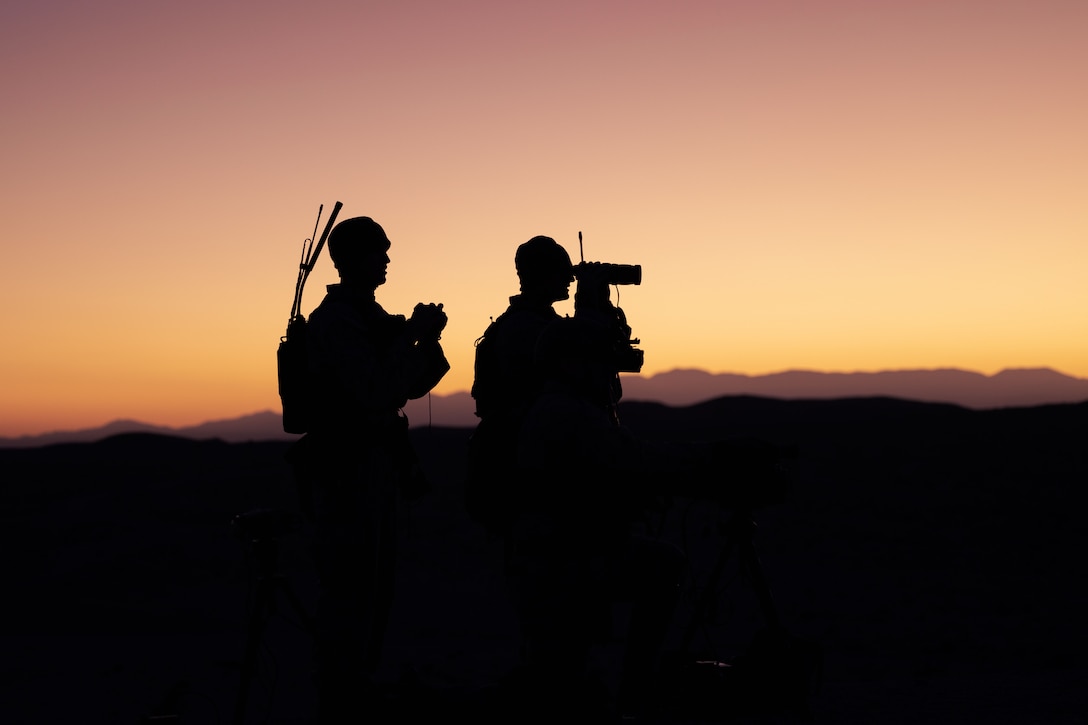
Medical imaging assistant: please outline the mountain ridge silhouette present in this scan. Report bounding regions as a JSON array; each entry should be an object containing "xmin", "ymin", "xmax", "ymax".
[
  {"xmin": 618, "ymin": 366, "xmax": 1088, "ymax": 408},
  {"xmin": 4, "ymin": 366, "xmax": 1087, "ymax": 448}
]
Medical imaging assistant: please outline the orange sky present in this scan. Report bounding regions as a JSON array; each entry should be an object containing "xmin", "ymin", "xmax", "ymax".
[{"xmin": 2, "ymin": 0, "xmax": 1086, "ymax": 437}]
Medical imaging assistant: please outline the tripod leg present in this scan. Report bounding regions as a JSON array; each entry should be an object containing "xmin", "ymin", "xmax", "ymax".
[
  {"xmin": 276, "ymin": 577, "xmax": 314, "ymax": 635},
  {"xmin": 234, "ymin": 577, "xmax": 273, "ymax": 725},
  {"xmin": 679, "ymin": 533, "xmax": 738, "ymax": 654},
  {"xmin": 740, "ymin": 530, "xmax": 780, "ymax": 631}
]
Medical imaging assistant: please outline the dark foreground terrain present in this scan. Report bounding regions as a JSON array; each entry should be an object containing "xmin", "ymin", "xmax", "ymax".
[{"xmin": 1, "ymin": 396, "xmax": 1086, "ymax": 723}]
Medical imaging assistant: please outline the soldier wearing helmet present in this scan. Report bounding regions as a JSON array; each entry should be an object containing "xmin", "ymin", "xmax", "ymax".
[
  {"xmin": 465, "ymin": 235, "xmax": 576, "ymax": 535},
  {"xmin": 294, "ymin": 214, "xmax": 449, "ymax": 722}
]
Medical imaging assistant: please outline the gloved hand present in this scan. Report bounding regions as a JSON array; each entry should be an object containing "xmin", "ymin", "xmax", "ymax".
[{"xmin": 408, "ymin": 302, "xmax": 447, "ymax": 343}]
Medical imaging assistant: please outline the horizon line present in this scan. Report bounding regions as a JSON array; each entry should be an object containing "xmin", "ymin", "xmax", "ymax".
[{"xmin": 3, "ymin": 365, "xmax": 1086, "ymax": 441}]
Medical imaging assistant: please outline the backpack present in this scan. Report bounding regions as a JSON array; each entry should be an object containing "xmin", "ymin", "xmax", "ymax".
[
  {"xmin": 277, "ymin": 201, "xmax": 342, "ymax": 434},
  {"xmin": 464, "ymin": 316, "xmax": 516, "ymax": 533},
  {"xmin": 464, "ymin": 308, "xmax": 551, "ymax": 533}
]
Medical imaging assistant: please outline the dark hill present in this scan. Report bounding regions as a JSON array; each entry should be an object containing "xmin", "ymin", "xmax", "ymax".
[{"xmin": 1, "ymin": 398, "xmax": 1085, "ymax": 723}]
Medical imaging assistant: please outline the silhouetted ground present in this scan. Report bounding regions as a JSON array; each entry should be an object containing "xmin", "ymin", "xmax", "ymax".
[{"xmin": 1, "ymin": 397, "xmax": 1086, "ymax": 723}]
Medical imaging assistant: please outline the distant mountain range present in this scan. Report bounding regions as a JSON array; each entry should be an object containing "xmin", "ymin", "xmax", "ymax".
[
  {"xmin": 617, "ymin": 366, "xmax": 1088, "ymax": 408},
  {"xmin": 4, "ymin": 367, "xmax": 1087, "ymax": 448}
]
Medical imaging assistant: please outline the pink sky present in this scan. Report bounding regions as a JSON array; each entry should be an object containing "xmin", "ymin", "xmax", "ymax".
[{"xmin": 2, "ymin": 1, "xmax": 1087, "ymax": 436}]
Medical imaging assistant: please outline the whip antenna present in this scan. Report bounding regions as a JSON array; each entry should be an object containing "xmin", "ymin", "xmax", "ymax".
[
  {"xmin": 290, "ymin": 201, "xmax": 343, "ymax": 321},
  {"xmin": 291, "ymin": 204, "xmax": 322, "ymax": 320}
]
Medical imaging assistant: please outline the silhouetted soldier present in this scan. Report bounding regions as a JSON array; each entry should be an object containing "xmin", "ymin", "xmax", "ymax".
[
  {"xmin": 507, "ymin": 316, "xmax": 711, "ymax": 719},
  {"xmin": 466, "ymin": 235, "xmax": 575, "ymax": 534},
  {"xmin": 289, "ymin": 216, "xmax": 449, "ymax": 722}
]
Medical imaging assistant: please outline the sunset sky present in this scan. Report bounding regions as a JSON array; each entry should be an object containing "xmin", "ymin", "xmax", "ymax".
[{"xmin": 2, "ymin": 0, "xmax": 1086, "ymax": 437}]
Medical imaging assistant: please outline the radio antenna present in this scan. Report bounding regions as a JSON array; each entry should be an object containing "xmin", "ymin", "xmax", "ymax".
[
  {"xmin": 290, "ymin": 201, "xmax": 343, "ymax": 320},
  {"xmin": 291, "ymin": 205, "xmax": 322, "ymax": 319},
  {"xmin": 578, "ymin": 230, "xmax": 584, "ymax": 263}
]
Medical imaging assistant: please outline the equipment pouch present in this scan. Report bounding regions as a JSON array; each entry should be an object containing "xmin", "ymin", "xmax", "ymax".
[{"xmin": 278, "ymin": 315, "xmax": 310, "ymax": 434}]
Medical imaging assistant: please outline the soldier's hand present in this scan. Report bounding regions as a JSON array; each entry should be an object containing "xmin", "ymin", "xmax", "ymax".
[
  {"xmin": 574, "ymin": 261, "xmax": 607, "ymax": 284},
  {"xmin": 409, "ymin": 302, "xmax": 447, "ymax": 342}
]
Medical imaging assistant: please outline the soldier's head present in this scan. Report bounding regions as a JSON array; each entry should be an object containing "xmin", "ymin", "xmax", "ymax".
[
  {"xmin": 515, "ymin": 236, "xmax": 574, "ymax": 303},
  {"xmin": 328, "ymin": 216, "xmax": 391, "ymax": 289}
]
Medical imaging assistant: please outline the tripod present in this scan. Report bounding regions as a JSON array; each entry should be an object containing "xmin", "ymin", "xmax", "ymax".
[
  {"xmin": 665, "ymin": 506, "xmax": 821, "ymax": 721},
  {"xmin": 679, "ymin": 507, "xmax": 778, "ymax": 652},
  {"xmin": 231, "ymin": 509, "xmax": 313, "ymax": 725}
]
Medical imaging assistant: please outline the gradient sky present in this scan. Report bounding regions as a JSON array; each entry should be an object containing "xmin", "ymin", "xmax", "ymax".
[{"xmin": 2, "ymin": 0, "xmax": 1086, "ymax": 437}]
